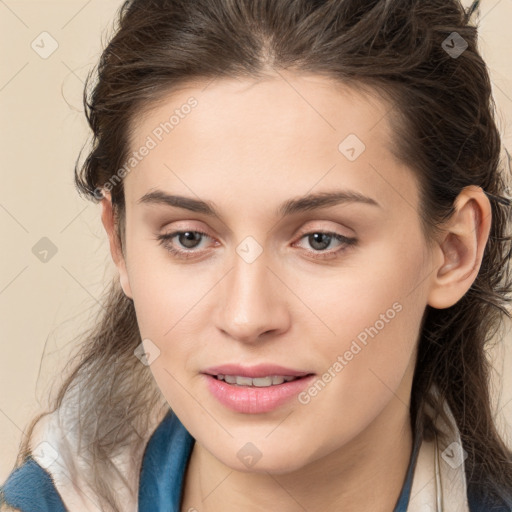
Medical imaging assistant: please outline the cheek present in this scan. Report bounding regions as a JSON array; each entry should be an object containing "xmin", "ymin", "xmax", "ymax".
[
  {"xmin": 302, "ymin": 229, "xmax": 427, "ymax": 400},
  {"xmin": 295, "ymin": 278, "xmax": 423, "ymax": 452},
  {"xmin": 125, "ymin": 225, "xmax": 206, "ymax": 335},
  {"xmin": 303, "ymin": 226, "xmax": 427, "ymax": 344}
]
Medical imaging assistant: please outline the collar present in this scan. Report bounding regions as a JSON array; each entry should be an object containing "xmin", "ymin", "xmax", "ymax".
[
  {"xmin": 26, "ymin": 385, "xmax": 470, "ymax": 511},
  {"xmin": 406, "ymin": 389, "xmax": 470, "ymax": 512}
]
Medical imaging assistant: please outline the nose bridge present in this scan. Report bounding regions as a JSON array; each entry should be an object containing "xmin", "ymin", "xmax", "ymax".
[{"xmin": 215, "ymin": 241, "xmax": 289, "ymax": 342}]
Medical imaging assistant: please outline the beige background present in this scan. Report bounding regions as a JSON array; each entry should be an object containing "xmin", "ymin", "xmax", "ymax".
[{"xmin": 1, "ymin": 0, "xmax": 512, "ymax": 483}]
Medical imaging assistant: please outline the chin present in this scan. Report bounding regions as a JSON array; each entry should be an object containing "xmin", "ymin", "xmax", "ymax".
[{"xmin": 213, "ymin": 442, "xmax": 314, "ymax": 475}]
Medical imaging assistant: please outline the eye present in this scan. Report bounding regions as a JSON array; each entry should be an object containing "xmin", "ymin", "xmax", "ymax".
[
  {"xmin": 155, "ymin": 229, "xmax": 214, "ymax": 259},
  {"xmin": 293, "ymin": 231, "xmax": 357, "ymax": 260},
  {"xmin": 155, "ymin": 229, "xmax": 357, "ymax": 261}
]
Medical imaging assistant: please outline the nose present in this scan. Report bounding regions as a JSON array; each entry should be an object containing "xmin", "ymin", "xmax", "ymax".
[{"xmin": 214, "ymin": 250, "xmax": 291, "ymax": 344}]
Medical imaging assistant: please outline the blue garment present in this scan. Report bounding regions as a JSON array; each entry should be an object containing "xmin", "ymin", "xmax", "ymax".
[{"xmin": 0, "ymin": 409, "xmax": 509, "ymax": 511}]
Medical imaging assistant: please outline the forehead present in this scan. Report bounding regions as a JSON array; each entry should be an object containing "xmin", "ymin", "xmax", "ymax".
[{"xmin": 123, "ymin": 72, "xmax": 417, "ymax": 214}]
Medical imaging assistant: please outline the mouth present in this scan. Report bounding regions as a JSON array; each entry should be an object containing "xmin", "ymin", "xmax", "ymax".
[{"xmin": 202, "ymin": 371, "xmax": 317, "ymax": 414}]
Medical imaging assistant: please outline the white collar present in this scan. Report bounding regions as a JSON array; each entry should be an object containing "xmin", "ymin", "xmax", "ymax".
[{"xmin": 408, "ymin": 387, "xmax": 470, "ymax": 511}]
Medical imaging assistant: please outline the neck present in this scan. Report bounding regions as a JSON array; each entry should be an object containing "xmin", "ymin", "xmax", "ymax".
[{"xmin": 180, "ymin": 396, "xmax": 414, "ymax": 512}]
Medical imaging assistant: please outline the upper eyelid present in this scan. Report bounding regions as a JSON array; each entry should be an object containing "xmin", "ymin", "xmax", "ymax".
[{"xmin": 161, "ymin": 218, "xmax": 355, "ymax": 239}]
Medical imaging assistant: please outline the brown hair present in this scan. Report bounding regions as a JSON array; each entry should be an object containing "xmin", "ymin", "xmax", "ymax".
[{"xmin": 9, "ymin": 0, "xmax": 512, "ymax": 510}]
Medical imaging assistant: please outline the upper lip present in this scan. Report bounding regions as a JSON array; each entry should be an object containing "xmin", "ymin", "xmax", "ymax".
[{"xmin": 202, "ymin": 364, "xmax": 314, "ymax": 378}]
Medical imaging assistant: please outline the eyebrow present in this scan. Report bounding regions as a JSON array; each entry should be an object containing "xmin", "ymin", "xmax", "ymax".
[{"xmin": 137, "ymin": 188, "xmax": 381, "ymax": 218}]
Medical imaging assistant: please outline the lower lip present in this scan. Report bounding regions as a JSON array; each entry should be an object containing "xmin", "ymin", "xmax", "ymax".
[{"xmin": 203, "ymin": 374, "xmax": 315, "ymax": 414}]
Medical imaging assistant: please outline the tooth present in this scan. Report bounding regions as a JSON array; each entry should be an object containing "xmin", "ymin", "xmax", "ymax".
[
  {"xmin": 235, "ymin": 376, "xmax": 253, "ymax": 386},
  {"xmin": 253, "ymin": 376, "xmax": 274, "ymax": 387},
  {"xmin": 217, "ymin": 375, "xmax": 299, "ymax": 387}
]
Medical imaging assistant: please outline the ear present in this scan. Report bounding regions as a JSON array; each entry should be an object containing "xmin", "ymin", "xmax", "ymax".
[
  {"xmin": 427, "ymin": 185, "xmax": 492, "ymax": 309},
  {"xmin": 100, "ymin": 192, "xmax": 133, "ymax": 300}
]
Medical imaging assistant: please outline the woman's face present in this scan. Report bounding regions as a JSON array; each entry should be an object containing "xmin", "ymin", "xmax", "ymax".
[{"xmin": 111, "ymin": 72, "xmax": 435, "ymax": 472}]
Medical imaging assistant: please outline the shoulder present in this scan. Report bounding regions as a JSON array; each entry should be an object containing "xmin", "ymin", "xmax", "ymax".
[{"xmin": 0, "ymin": 457, "xmax": 67, "ymax": 512}]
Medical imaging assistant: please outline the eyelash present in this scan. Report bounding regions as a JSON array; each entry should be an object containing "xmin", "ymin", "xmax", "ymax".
[{"xmin": 155, "ymin": 229, "xmax": 357, "ymax": 261}]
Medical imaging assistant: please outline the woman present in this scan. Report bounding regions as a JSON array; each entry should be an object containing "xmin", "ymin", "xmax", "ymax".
[{"xmin": 2, "ymin": 0, "xmax": 512, "ymax": 510}]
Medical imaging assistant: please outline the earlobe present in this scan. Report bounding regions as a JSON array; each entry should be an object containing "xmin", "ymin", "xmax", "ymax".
[
  {"xmin": 100, "ymin": 193, "xmax": 133, "ymax": 300},
  {"xmin": 427, "ymin": 186, "xmax": 491, "ymax": 309}
]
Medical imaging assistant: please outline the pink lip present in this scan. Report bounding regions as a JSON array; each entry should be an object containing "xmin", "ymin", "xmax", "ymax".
[
  {"xmin": 203, "ymin": 373, "xmax": 316, "ymax": 414},
  {"xmin": 202, "ymin": 363, "xmax": 312, "ymax": 378}
]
